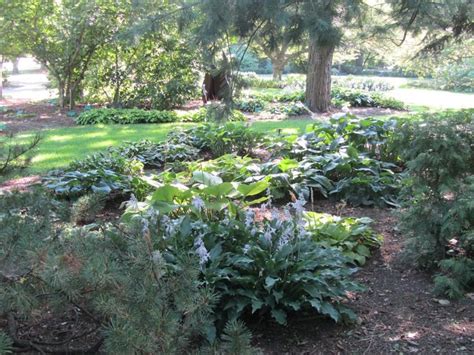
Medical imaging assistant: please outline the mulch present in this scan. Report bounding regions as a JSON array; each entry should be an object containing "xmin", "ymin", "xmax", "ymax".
[
  {"xmin": 0, "ymin": 175, "xmax": 42, "ymax": 193},
  {"xmin": 0, "ymin": 200, "xmax": 472, "ymax": 353},
  {"xmin": 0, "ymin": 100, "xmax": 76, "ymax": 133},
  {"xmin": 251, "ymin": 200, "xmax": 474, "ymax": 354},
  {"xmin": 0, "ymin": 100, "xmax": 471, "ymax": 353}
]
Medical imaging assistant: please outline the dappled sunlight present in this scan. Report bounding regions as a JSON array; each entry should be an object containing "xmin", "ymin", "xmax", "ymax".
[
  {"xmin": 443, "ymin": 321, "xmax": 474, "ymax": 336},
  {"xmin": 32, "ymin": 153, "xmax": 61, "ymax": 163},
  {"xmin": 89, "ymin": 140, "xmax": 116, "ymax": 149},
  {"xmin": 48, "ymin": 134, "xmax": 75, "ymax": 142},
  {"xmin": 389, "ymin": 88, "xmax": 474, "ymax": 109}
]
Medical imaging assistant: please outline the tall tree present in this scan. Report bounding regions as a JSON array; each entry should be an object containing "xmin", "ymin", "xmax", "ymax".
[
  {"xmin": 0, "ymin": 0, "xmax": 24, "ymax": 99},
  {"xmin": 389, "ymin": 0, "xmax": 474, "ymax": 53},
  {"xmin": 253, "ymin": 18, "xmax": 306, "ymax": 80},
  {"xmin": 4, "ymin": 0, "xmax": 124, "ymax": 108},
  {"xmin": 196, "ymin": 0, "xmax": 365, "ymax": 113},
  {"xmin": 303, "ymin": 1, "xmax": 365, "ymax": 112}
]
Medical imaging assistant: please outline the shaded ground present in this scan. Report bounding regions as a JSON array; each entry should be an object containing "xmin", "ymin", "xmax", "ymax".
[
  {"xmin": 1, "ymin": 100, "xmax": 401, "ymax": 134},
  {"xmin": 0, "ymin": 100, "xmax": 76, "ymax": 133},
  {"xmin": 0, "ymin": 199, "xmax": 472, "ymax": 353},
  {"xmin": 252, "ymin": 201, "xmax": 474, "ymax": 354},
  {"xmin": 0, "ymin": 175, "xmax": 41, "ymax": 193}
]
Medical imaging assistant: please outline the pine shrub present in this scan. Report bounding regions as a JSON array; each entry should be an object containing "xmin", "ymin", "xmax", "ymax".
[
  {"xmin": 70, "ymin": 193, "xmax": 106, "ymax": 225},
  {"xmin": 0, "ymin": 192, "xmax": 222, "ymax": 353},
  {"xmin": 396, "ymin": 109, "xmax": 474, "ymax": 297}
]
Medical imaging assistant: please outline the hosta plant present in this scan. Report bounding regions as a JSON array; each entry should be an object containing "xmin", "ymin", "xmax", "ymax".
[
  {"xmin": 125, "ymin": 199, "xmax": 362, "ymax": 326},
  {"xmin": 305, "ymin": 212, "xmax": 383, "ymax": 265}
]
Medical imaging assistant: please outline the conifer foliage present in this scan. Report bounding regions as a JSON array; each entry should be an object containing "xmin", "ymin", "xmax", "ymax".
[{"xmin": 396, "ymin": 110, "xmax": 474, "ymax": 298}]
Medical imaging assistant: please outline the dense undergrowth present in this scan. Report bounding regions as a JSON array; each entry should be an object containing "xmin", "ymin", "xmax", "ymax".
[{"xmin": 1, "ymin": 108, "xmax": 473, "ymax": 352}]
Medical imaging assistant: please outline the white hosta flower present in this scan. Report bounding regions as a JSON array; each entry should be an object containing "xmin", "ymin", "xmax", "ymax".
[
  {"xmin": 141, "ymin": 218, "xmax": 149, "ymax": 237},
  {"xmin": 263, "ymin": 228, "xmax": 273, "ymax": 244},
  {"xmin": 191, "ymin": 197, "xmax": 205, "ymax": 210},
  {"xmin": 291, "ymin": 195, "xmax": 306, "ymax": 217},
  {"xmin": 126, "ymin": 194, "xmax": 139, "ymax": 210},
  {"xmin": 194, "ymin": 237, "xmax": 210, "ymax": 266},
  {"xmin": 278, "ymin": 225, "xmax": 293, "ymax": 249},
  {"xmin": 244, "ymin": 209, "xmax": 255, "ymax": 229}
]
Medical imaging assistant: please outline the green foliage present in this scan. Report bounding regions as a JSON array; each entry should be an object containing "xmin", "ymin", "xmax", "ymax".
[
  {"xmin": 332, "ymin": 76, "xmax": 394, "ymax": 92},
  {"xmin": 434, "ymin": 258, "xmax": 474, "ymax": 299},
  {"xmin": 276, "ymin": 91, "xmax": 306, "ymax": 103},
  {"xmin": 71, "ymin": 194, "xmax": 106, "ymax": 225},
  {"xmin": 44, "ymin": 168, "xmax": 131, "ymax": 196},
  {"xmin": 0, "ymin": 133, "xmax": 41, "ymax": 175},
  {"xmin": 270, "ymin": 102, "xmax": 308, "ymax": 116},
  {"xmin": 0, "ymin": 191, "xmax": 219, "ymax": 353},
  {"xmin": 406, "ymin": 59, "xmax": 474, "ymax": 93},
  {"xmin": 185, "ymin": 105, "xmax": 246, "ymax": 123},
  {"xmin": 76, "ymin": 108, "xmax": 178, "ymax": 125},
  {"xmin": 235, "ymin": 98, "xmax": 266, "ymax": 112},
  {"xmin": 124, "ymin": 178, "xmax": 269, "ymax": 221},
  {"xmin": 86, "ymin": 33, "xmax": 199, "ymax": 109},
  {"xmin": 396, "ymin": 109, "xmax": 474, "ymax": 297},
  {"xmin": 219, "ymin": 319, "xmax": 255, "ymax": 355},
  {"xmin": 0, "ymin": 332, "xmax": 12, "ymax": 354},
  {"xmin": 154, "ymin": 115, "xmax": 403, "ymax": 207},
  {"xmin": 240, "ymin": 75, "xmax": 287, "ymax": 89},
  {"xmin": 125, "ymin": 201, "xmax": 361, "ymax": 326},
  {"xmin": 331, "ymin": 87, "xmax": 405, "ymax": 110},
  {"xmin": 285, "ymin": 115, "xmax": 403, "ymax": 206},
  {"xmin": 4, "ymin": 0, "xmax": 125, "ymax": 108},
  {"xmin": 181, "ymin": 123, "xmax": 265, "ymax": 158},
  {"xmin": 185, "ymin": 154, "xmax": 256, "ymax": 182},
  {"xmin": 250, "ymin": 88, "xmax": 404, "ymax": 110},
  {"xmin": 305, "ymin": 212, "xmax": 383, "ymax": 265}
]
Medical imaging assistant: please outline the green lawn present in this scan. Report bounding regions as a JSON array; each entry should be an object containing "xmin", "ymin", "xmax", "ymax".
[{"xmin": 15, "ymin": 119, "xmax": 315, "ymax": 174}]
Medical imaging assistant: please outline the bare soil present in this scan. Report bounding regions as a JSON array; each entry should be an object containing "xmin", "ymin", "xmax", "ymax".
[
  {"xmin": 0, "ymin": 99, "xmax": 402, "ymax": 134},
  {"xmin": 1, "ymin": 200, "xmax": 472, "ymax": 354},
  {"xmin": 0, "ymin": 99, "xmax": 76, "ymax": 133},
  {"xmin": 251, "ymin": 201, "xmax": 474, "ymax": 354}
]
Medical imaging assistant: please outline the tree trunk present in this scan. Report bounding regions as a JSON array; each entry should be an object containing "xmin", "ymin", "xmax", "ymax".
[
  {"xmin": 58, "ymin": 80, "xmax": 65, "ymax": 108},
  {"xmin": 12, "ymin": 58, "xmax": 20, "ymax": 74},
  {"xmin": 305, "ymin": 40, "xmax": 334, "ymax": 113},
  {"xmin": 0, "ymin": 60, "xmax": 3, "ymax": 99},
  {"xmin": 271, "ymin": 58, "xmax": 285, "ymax": 81},
  {"xmin": 355, "ymin": 52, "xmax": 364, "ymax": 70}
]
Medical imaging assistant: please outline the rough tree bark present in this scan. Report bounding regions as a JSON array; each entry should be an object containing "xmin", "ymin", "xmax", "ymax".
[{"xmin": 305, "ymin": 40, "xmax": 334, "ymax": 113}]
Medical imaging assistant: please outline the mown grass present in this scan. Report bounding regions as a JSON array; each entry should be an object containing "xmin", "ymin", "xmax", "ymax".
[{"xmin": 12, "ymin": 119, "xmax": 315, "ymax": 175}]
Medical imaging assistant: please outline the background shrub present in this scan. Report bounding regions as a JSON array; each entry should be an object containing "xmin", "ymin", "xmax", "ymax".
[
  {"xmin": 396, "ymin": 109, "xmax": 474, "ymax": 298},
  {"xmin": 76, "ymin": 108, "xmax": 178, "ymax": 125}
]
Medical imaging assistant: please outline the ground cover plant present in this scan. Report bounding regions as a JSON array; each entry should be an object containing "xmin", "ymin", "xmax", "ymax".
[
  {"xmin": 242, "ymin": 87, "xmax": 405, "ymax": 111},
  {"xmin": 2, "ymin": 0, "xmax": 474, "ymax": 352},
  {"xmin": 0, "ymin": 178, "xmax": 382, "ymax": 351},
  {"xmin": 76, "ymin": 108, "xmax": 179, "ymax": 125},
  {"xmin": 42, "ymin": 114, "xmax": 406, "ymax": 209},
  {"xmin": 76, "ymin": 106, "xmax": 246, "ymax": 125}
]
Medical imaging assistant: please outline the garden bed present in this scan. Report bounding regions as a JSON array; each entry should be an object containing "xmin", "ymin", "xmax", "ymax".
[
  {"xmin": 1, "ymin": 200, "xmax": 472, "ymax": 354},
  {"xmin": 253, "ymin": 201, "xmax": 474, "ymax": 354}
]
